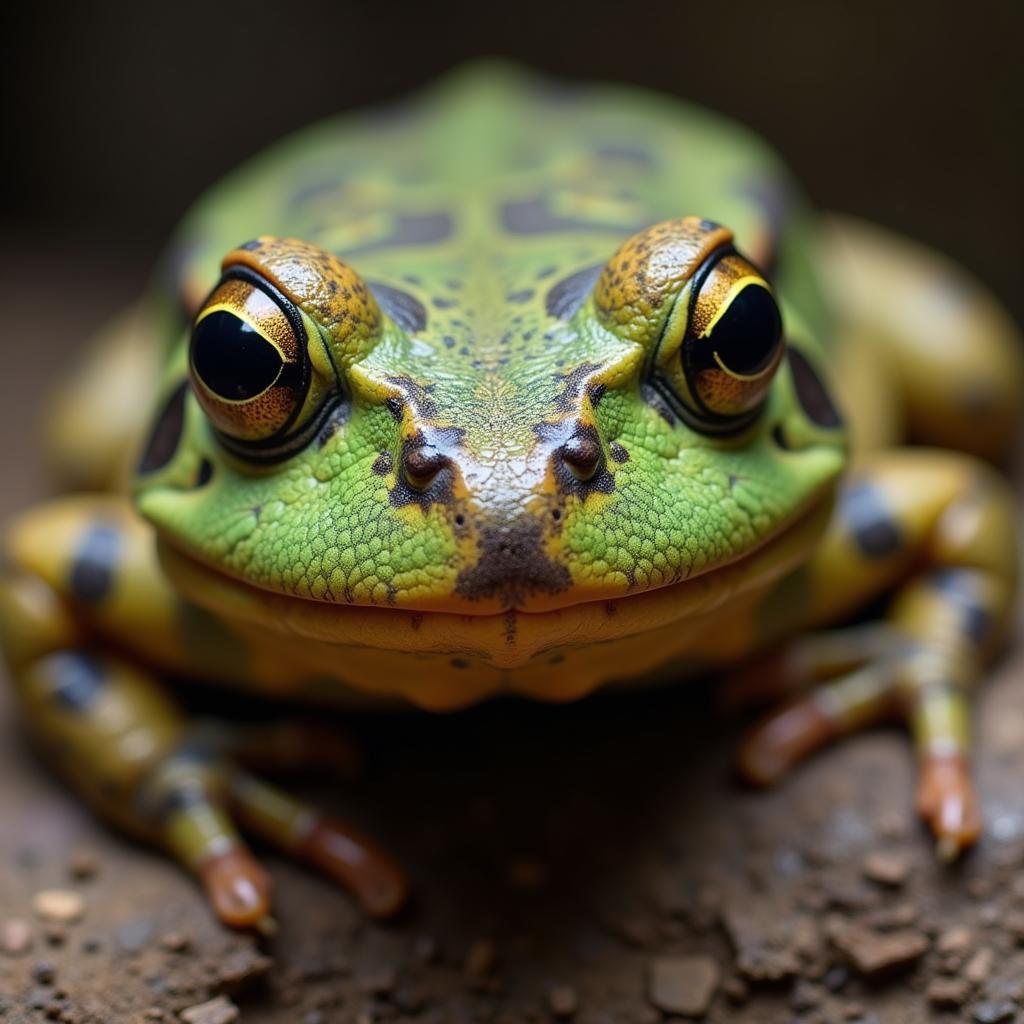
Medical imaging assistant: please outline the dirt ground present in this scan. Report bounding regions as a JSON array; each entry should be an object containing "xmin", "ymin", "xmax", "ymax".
[{"xmin": 2, "ymin": 242, "xmax": 1023, "ymax": 1023}]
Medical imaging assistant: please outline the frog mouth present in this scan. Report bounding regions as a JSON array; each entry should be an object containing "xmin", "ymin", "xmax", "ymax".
[{"xmin": 158, "ymin": 490, "xmax": 834, "ymax": 673}]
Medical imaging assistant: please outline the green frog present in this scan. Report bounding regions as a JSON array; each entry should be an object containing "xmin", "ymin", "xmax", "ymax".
[{"xmin": 2, "ymin": 63, "xmax": 1020, "ymax": 929}]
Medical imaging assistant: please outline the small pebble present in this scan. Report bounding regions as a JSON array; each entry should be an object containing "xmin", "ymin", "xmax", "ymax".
[
  {"xmin": 66, "ymin": 850, "xmax": 99, "ymax": 882},
  {"xmin": 43, "ymin": 924, "xmax": 67, "ymax": 947},
  {"xmin": 973, "ymin": 1001, "xmax": 1017, "ymax": 1024},
  {"xmin": 32, "ymin": 890, "xmax": 84, "ymax": 925},
  {"xmin": 0, "ymin": 918, "xmax": 33, "ymax": 956},
  {"xmin": 158, "ymin": 931, "xmax": 190, "ymax": 953},
  {"xmin": 862, "ymin": 851, "xmax": 911, "ymax": 888},
  {"xmin": 926, "ymin": 976, "xmax": 971, "ymax": 1009},
  {"xmin": 936, "ymin": 925, "xmax": 973, "ymax": 956},
  {"xmin": 547, "ymin": 984, "xmax": 578, "ymax": 1019},
  {"xmin": 722, "ymin": 975, "xmax": 749, "ymax": 1004},
  {"xmin": 647, "ymin": 954, "xmax": 720, "ymax": 1017},
  {"xmin": 464, "ymin": 939, "xmax": 497, "ymax": 979},
  {"xmin": 180, "ymin": 996, "xmax": 240, "ymax": 1024},
  {"xmin": 965, "ymin": 946, "xmax": 995, "ymax": 985},
  {"xmin": 1004, "ymin": 910, "xmax": 1024, "ymax": 944},
  {"xmin": 32, "ymin": 960, "xmax": 57, "ymax": 985}
]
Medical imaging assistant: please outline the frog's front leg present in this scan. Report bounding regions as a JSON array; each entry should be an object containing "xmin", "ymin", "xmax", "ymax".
[
  {"xmin": 735, "ymin": 449, "xmax": 1017, "ymax": 858},
  {"xmin": 0, "ymin": 497, "xmax": 407, "ymax": 927}
]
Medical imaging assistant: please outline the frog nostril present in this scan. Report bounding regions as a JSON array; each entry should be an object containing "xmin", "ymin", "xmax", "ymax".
[
  {"xmin": 559, "ymin": 430, "xmax": 603, "ymax": 482},
  {"xmin": 402, "ymin": 444, "xmax": 450, "ymax": 490}
]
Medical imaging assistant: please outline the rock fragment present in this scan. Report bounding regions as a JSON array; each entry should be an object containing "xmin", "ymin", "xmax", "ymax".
[
  {"xmin": 965, "ymin": 947, "xmax": 995, "ymax": 985},
  {"xmin": 647, "ymin": 954, "xmax": 719, "ymax": 1017},
  {"xmin": 862, "ymin": 851, "xmax": 911, "ymax": 888},
  {"xmin": 32, "ymin": 890, "xmax": 84, "ymax": 924},
  {"xmin": 464, "ymin": 938, "xmax": 497, "ymax": 979},
  {"xmin": 180, "ymin": 996, "xmax": 240, "ymax": 1024},
  {"xmin": 66, "ymin": 849, "xmax": 99, "ymax": 881},
  {"xmin": 0, "ymin": 918, "xmax": 32, "ymax": 956},
  {"xmin": 828, "ymin": 919, "xmax": 928, "ymax": 978},
  {"xmin": 547, "ymin": 984, "xmax": 579, "ymax": 1018},
  {"xmin": 926, "ymin": 976, "xmax": 971, "ymax": 1009},
  {"xmin": 972, "ymin": 1002, "xmax": 1017, "ymax": 1024}
]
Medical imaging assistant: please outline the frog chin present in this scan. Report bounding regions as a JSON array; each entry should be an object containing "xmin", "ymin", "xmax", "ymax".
[{"xmin": 155, "ymin": 489, "xmax": 835, "ymax": 673}]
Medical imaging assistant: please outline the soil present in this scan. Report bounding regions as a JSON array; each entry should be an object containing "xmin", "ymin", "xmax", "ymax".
[{"xmin": 2, "ymin": 242, "xmax": 1023, "ymax": 1023}]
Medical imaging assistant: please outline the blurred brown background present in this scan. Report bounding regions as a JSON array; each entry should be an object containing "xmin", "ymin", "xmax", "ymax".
[{"xmin": 2, "ymin": 0, "xmax": 1022, "ymax": 321}]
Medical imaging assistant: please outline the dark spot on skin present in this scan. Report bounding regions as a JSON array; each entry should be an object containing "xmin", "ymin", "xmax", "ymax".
[
  {"xmin": 386, "ymin": 397, "xmax": 404, "ymax": 422},
  {"xmin": 610, "ymin": 442, "xmax": 630, "ymax": 463},
  {"xmin": 507, "ymin": 289, "xmax": 534, "ymax": 304},
  {"xmin": 450, "ymin": 658, "xmax": 469, "ymax": 669},
  {"xmin": 341, "ymin": 212, "xmax": 453, "ymax": 257},
  {"xmin": 70, "ymin": 524, "xmax": 120, "ymax": 603},
  {"xmin": 239, "ymin": 239, "xmax": 263, "ymax": 251},
  {"xmin": 385, "ymin": 376, "xmax": 439, "ymax": 419},
  {"xmin": 593, "ymin": 143, "xmax": 656, "ymax": 167},
  {"xmin": 536, "ymin": 265, "xmax": 558, "ymax": 279},
  {"xmin": 788, "ymin": 348, "xmax": 843, "ymax": 429},
  {"xmin": 553, "ymin": 363, "xmax": 602, "ymax": 413},
  {"xmin": 368, "ymin": 281, "xmax": 427, "ymax": 333},
  {"xmin": 288, "ymin": 177, "xmax": 348, "ymax": 209},
  {"xmin": 456, "ymin": 515, "xmax": 571, "ymax": 608},
  {"xmin": 454, "ymin": 513, "xmax": 466, "ymax": 528},
  {"xmin": 929, "ymin": 568, "xmax": 994, "ymax": 647},
  {"xmin": 698, "ymin": 218, "xmax": 721, "ymax": 232},
  {"xmin": 138, "ymin": 382, "xmax": 187, "ymax": 473},
  {"xmin": 372, "ymin": 451, "xmax": 393, "ymax": 475},
  {"xmin": 443, "ymin": 335, "xmax": 456, "ymax": 348},
  {"xmin": 545, "ymin": 265, "xmax": 603, "ymax": 320},
  {"xmin": 588, "ymin": 383, "xmax": 606, "ymax": 406},
  {"xmin": 432, "ymin": 296, "xmax": 457, "ymax": 310},
  {"xmin": 154, "ymin": 783, "xmax": 211, "ymax": 822},
  {"xmin": 251, "ymin": 504, "xmax": 262, "ymax": 522},
  {"xmin": 45, "ymin": 651, "xmax": 106, "ymax": 712},
  {"xmin": 500, "ymin": 196, "xmax": 647, "ymax": 236},
  {"xmin": 640, "ymin": 382, "xmax": 676, "ymax": 425},
  {"xmin": 316, "ymin": 401, "xmax": 352, "ymax": 448},
  {"xmin": 194, "ymin": 459, "xmax": 214, "ymax": 487},
  {"xmin": 548, "ymin": 653, "xmax": 565, "ymax": 664},
  {"xmin": 842, "ymin": 482, "xmax": 904, "ymax": 558}
]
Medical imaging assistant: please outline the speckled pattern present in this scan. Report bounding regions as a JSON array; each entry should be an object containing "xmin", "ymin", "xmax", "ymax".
[{"xmin": 136, "ymin": 65, "xmax": 844, "ymax": 619}]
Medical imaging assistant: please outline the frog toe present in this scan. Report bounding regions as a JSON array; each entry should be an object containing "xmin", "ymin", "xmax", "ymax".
[{"xmin": 227, "ymin": 770, "xmax": 408, "ymax": 919}]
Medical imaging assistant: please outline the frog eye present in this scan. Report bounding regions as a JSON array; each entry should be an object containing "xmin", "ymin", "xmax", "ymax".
[
  {"xmin": 189, "ymin": 274, "xmax": 330, "ymax": 453},
  {"xmin": 655, "ymin": 248, "xmax": 785, "ymax": 430}
]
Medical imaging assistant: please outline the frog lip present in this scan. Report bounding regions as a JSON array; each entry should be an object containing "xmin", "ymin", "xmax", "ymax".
[{"xmin": 157, "ymin": 490, "xmax": 834, "ymax": 666}]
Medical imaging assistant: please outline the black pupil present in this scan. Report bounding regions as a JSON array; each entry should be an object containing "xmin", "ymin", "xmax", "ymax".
[
  {"xmin": 191, "ymin": 311, "xmax": 284, "ymax": 400},
  {"xmin": 709, "ymin": 282, "xmax": 782, "ymax": 376}
]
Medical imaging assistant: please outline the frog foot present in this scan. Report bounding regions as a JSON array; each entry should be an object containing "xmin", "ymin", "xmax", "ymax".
[
  {"xmin": 731, "ymin": 627, "xmax": 982, "ymax": 860},
  {"xmin": 144, "ymin": 729, "xmax": 408, "ymax": 928}
]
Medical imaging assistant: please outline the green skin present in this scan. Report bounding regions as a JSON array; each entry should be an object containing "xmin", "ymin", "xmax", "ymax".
[
  {"xmin": 138, "ymin": 64, "xmax": 843, "ymax": 621},
  {"xmin": 3, "ymin": 62, "xmax": 1019, "ymax": 926}
]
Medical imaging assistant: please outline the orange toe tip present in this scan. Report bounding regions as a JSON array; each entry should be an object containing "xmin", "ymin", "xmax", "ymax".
[
  {"xmin": 200, "ymin": 850, "xmax": 273, "ymax": 929},
  {"xmin": 359, "ymin": 869, "xmax": 410, "ymax": 919},
  {"xmin": 737, "ymin": 740, "xmax": 790, "ymax": 787}
]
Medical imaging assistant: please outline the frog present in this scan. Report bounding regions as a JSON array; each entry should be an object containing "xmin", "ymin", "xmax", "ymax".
[{"xmin": 2, "ymin": 62, "xmax": 1021, "ymax": 930}]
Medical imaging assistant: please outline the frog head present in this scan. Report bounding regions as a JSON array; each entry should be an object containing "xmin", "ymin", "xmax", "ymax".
[{"xmin": 135, "ymin": 217, "xmax": 845, "ymax": 679}]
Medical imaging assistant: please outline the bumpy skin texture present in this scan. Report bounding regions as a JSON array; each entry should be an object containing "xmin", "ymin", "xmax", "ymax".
[
  {"xmin": 3, "ymin": 64, "xmax": 1021, "ymax": 925},
  {"xmin": 134, "ymin": 68, "xmax": 845, "ymax": 695}
]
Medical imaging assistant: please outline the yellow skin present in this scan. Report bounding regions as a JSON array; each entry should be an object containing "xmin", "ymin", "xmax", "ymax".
[{"xmin": 2, "ymin": 66, "xmax": 1021, "ymax": 928}]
